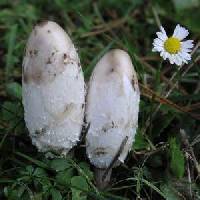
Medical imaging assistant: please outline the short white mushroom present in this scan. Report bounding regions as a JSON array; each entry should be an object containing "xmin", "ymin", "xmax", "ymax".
[
  {"xmin": 86, "ymin": 49, "xmax": 140, "ymax": 188},
  {"xmin": 22, "ymin": 21, "xmax": 85, "ymax": 155}
]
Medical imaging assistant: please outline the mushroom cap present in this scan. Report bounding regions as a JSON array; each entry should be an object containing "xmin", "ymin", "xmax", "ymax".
[
  {"xmin": 86, "ymin": 49, "xmax": 140, "ymax": 168},
  {"xmin": 22, "ymin": 21, "xmax": 85, "ymax": 155}
]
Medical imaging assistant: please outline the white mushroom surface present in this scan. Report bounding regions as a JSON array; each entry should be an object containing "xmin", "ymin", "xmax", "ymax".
[
  {"xmin": 22, "ymin": 21, "xmax": 85, "ymax": 155},
  {"xmin": 86, "ymin": 49, "xmax": 140, "ymax": 169}
]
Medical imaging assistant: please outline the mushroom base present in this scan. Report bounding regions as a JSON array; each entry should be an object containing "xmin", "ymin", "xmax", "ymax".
[{"xmin": 94, "ymin": 167, "xmax": 112, "ymax": 190}]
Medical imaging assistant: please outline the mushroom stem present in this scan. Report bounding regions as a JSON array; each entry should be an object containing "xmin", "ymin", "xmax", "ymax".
[
  {"xmin": 94, "ymin": 168, "xmax": 112, "ymax": 190},
  {"xmin": 95, "ymin": 136, "xmax": 129, "ymax": 189}
]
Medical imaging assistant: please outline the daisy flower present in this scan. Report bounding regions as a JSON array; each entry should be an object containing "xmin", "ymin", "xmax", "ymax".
[{"xmin": 152, "ymin": 24, "xmax": 194, "ymax": 66}]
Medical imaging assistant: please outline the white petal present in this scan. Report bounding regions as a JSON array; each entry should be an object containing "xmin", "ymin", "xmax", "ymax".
[
  {"xmin": 160, "ymin": 51, "xmax": 167, "ymax": 60},
  {"xmin": 181, "ymin": 40, "xmax": 194, "ymax": 49},
  {"xmin": 156, "ymin": 32, "xmax": 167, "ymax": 41},
  {"xmin": 180, "ymin": 51, "xmax": 191, "ymax": 61},
  {"xmin": 178, "ymin": 52, "xmax": 187, "ymax": 63},
  {"xmin": 168, "ymin": 55, "xmax": 174, "ymax": 64},
  {"xmin": 160, "ymin": 26, "xmax": 167, "ymax": 35},
  {"xmin": 153, "ymin": 38, "xmax": 164, "ymax": 47},
  {"xmin": 173, "ymin": 24, "xmax": 189, "ymax": 40},
  {"xmin": 160, "ymin": 51, "xmax": 164, "ymax": 57},
  {"xmin": 160, "ymin": 51, "xmax": 169, "ymax": 60},
  {"xmin": 153, "ymin": 46, "xmax": 164, "ymax": 52},
  {"xmin": 152, "ymin": 48, "xmax": 157, "ymax": 52},
  {"xmin": 173, "ymin": 24, "xmax": 180, "ymax": 37},
  {"xmin": 163, "ymin": 52, "xmax": 170, "ymax": 60},
  {"xmin": 181, "ymin": 48, "xmax": 192, "ymax": 53},
  {"xmin": 174, "ymin": 54, "xmax": 183, "ymax": 66}
]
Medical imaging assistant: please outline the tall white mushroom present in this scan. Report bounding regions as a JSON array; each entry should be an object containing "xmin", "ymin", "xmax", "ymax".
[
  {"xmin": 86, "ymin": 49, "xmax": 140, "ymax": 188},
  {"xmin": 22, "ymin": 21, "xmax": 85, "ymax": 155}
]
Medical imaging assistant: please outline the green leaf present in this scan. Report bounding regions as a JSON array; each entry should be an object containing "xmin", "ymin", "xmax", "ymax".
[
  {"xmin": 33, "ymin": 167, "xmax": 48, "ymax": 178},
  {"xmin": 51, "ymin": 188, "xmax": 62, "ymax": 200},
  {"xmin": 5, "ymin": 24, "xmax": 18, "ymax": 81},
  {"xmin": 172, "ymin": 0, "xmax": 199, "ymax": 11},
  {"xmin": 71, "ymin": 176, "xmax": 88, "ymax": 200},
  {"xmin": 32, "ymin": 193, "xmax": 43, "ymax": 200},
  {"xmin": 152, "ymin": 111, "xmax": 175, "ymax": 138},
  {"xmin": 56, "ymin": 168, "xmax": 74, "ymax": 186},
  {"xmin": 133, "ymin": 130, "xmax": 149, "ymax": 150},
  {"xmin": 161, "ymin": 184, "xmax": 179, "ymax": 200},
  {"xmin": 0, "ymin": 101, "xmax": 24, "ymax": 134},
  {"xmin": 1, "ymin": 101, "xmax": 22, "ymax": 121},
  {"xmin": 71, "ymin": 176, "xmax": 88, "ymax": 191},
  {"xmin": 71, "ymin": 189, "xmax": 87, "ymax": 200},
  {"xmin": 32, "ymin": 168, "xmax": 51, "ymax": 193},
  {"xmin": 4, "ymin": 186, "xmax": 22, "ymax": 200},
  {"xmin": 169, "ymin": 137, "xmax": 185, "ymax": 178},
  {"xmin": 6, "ymin": 82, "xmax": 22, "ymax": 100},
  {"xmin": 127, "ymin": 177, "xmax": 166, "ymax": 198},
  {"xmin": 78, "ymin": 162, "xmax": 94, "ymax": 180},
  {"xmin": 50, "ymin": 158, "xmax": 71, "ymax": 171}
]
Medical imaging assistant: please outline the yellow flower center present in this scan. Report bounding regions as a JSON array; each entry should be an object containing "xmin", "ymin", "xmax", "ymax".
[{"xmin": 164, "ymin": 37, "xmax": 181, "ymax": 54}]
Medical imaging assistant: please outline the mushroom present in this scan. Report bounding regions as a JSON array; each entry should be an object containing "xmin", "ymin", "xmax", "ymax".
[
  {"xmin": 85, "ymin": 49, "xmax": 140, "ymax": 189},
  {"xmin": 22, "ymin": 21, "xmax": 85, "ymax": 155}
]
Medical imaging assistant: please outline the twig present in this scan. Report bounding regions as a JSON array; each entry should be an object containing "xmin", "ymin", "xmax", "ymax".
[
  {"xmin": 102, "ymin": 136, "xmax": 129, "ymax": 181},
  {"xmin": 180, "ymin": 129, "xmax": 200, "ymax": 176},
  {"xmin": 186, "ymin": 155, "xmax": 193, "ymax": 199},
  {"xmin": 152, "ymin": 6, "xmax": 161, "ymax": 28},
  {"xmin": 140, "ymin": 83, "xmax": 200, "ymax": 121},
  {"xmin": 81, "ymin": 18, "xmax": 126, "ymax": 38}
]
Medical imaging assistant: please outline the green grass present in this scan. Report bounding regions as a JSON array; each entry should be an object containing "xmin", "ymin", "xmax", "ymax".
[{"xmin": 0, "ymin": 0, "xmax": 200, "ymax": 199}]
